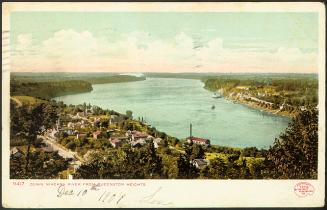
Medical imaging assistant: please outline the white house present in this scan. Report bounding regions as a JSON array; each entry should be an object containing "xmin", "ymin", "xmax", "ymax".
[{"xmin": 191, "ymin": 159, "xmax": 210, "ymax": 169}]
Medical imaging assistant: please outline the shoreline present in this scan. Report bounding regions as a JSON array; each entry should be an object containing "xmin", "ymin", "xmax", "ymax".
[
  {"xmin": 225, "ymin": 95, "xmax": 294, "ymax": 119},
  {"xmin": 203, "ymin": 86, "xmax": 295, "ymax": 119}
]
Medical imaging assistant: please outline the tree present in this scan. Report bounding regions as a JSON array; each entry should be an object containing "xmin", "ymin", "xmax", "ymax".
[
  {"xmin": 206, "ymin": 157, "xmax": 227, "ymax": 179},
  {"xmin": 190, "ymin": 144, "xmax": 205, "ymax": 160},
  {"xmin": 126, "ymin": 110, "xmax": 133, "ymax": 119},
  {"xmin": 143, "ymin": 142, "xmax": 164, "ymax": 178},
  {"xmin": 239, "ymin": 159, "xmax": 251, "ymax": 179},
  {"xmin": 10, "ymin": 151, "xmax": 69, "ymax": 179},
  {"xmin": 265, "ymin": 108, "xmax": 318, "ymax": 179},
  {"xmin": 177, "ymin": 153, "xmax": 198, "ymax": 179},
  {"xmin": 10, "ymin": 102, "xmax": 58, "ymax": 174}
]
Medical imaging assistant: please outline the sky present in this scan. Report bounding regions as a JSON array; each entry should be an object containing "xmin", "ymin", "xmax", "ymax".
[{"xmin": 10, "ymin": 12, "xmax": 319, "ymax": 73}]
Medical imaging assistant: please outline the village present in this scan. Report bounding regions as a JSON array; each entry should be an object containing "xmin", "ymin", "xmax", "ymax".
[{"xmin": 11, "ymin": 103, "xmax": 212, "ymax": 178}]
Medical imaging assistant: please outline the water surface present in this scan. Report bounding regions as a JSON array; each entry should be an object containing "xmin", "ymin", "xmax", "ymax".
[{"xmin": 55, "ymin": 78, "xmax": 290, "ymax": 148}]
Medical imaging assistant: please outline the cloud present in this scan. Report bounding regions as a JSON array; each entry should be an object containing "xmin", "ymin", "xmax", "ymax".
[{"xmin": 12, "ymin": 29, "xmax": 318, "ymax": 73}]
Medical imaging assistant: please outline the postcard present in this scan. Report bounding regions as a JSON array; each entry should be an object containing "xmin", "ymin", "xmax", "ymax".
[{"xmin": 1, "ymin": 2, "xmax": 325, "ymax": 208}]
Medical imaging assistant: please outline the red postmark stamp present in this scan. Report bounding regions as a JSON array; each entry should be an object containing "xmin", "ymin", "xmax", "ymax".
[{"xmin": 294, "ymin": 182, "xmax": 315, "ymax": 197}]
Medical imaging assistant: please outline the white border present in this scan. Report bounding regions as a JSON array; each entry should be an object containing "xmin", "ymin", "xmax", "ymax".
[{"xmin": 2, "ymin": 2, "xmax": 325, "ymax": 208}]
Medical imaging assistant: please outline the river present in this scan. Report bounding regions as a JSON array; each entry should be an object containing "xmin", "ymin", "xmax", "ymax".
[{"xmin": 54, "ymin": 78, "xmax": 290, "ymax": 148}]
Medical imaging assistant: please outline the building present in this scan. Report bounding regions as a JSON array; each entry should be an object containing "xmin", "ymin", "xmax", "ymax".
[
  {"xmin": 93, "ymin": 130, "xmax": 105, "ymax": 139},
  {"xmin": 186, "ymin": 137, "xmax": 210, "ymax": 147},
  {"xmin": 186, "ymin": 123, "xmax": 210, "ymax": 147},
  {"xmin": 10, "ymin": 147, "xmax": 24, "ymax": 158},
  {"xmin": 131, "ymin": 141, "xmax": 144, "ymax": 148},
  {"xmin": 50, "ymin": 128, "xmax": 59, "ymax": 138},
  {"xmin": 76, "ymin": 111, "xmax": 87, "ymax": 118},
  {"xmin": 110, "ymin": 138, "xmax": 123, "ymax": 148},
  {"xmin": 153, "ymin": 138, "xmax": 163, "ymax": 149},
  {"xmin": 129, "ymin": 130, "xmax": 152, "ymax": 141},
  {"xmin": 191, "ymin": 159, "xmax": 210, "ymax": 169}
]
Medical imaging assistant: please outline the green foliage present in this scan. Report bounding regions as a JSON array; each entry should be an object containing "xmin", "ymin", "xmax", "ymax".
[
  {"xmin": 265, "ymin": 108, "xmax": 318, "ymax": 179},
  {"xmin": 190, "ymin": 144, "xmax": 205, "ymax": 160},
  {"xmin": 205, "ymin": 157, "xmax": 228, "ymax": 179},
  {"xmin": 126, "ymin": 110, "xmax": 133, "ymax": 119},
  {"xmin": 204, "ymin": 76, "xmax": 318, "ymax": 107},
  {"xmin": 176, "ymin": 153, "xmax": 199, "ymax": 179},
  {"xmin": 11, "ymin": 79, "xmax": 93, "ymax": 100},
  {"xmin": 75, "ymin": 143, "xmax": 164, "ymax": 179},
  {"xmin": 10, "ymin": 151, "xmax": 69, "ymax": 179}
]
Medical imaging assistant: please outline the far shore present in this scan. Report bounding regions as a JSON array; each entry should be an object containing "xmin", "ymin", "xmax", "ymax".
[{"xmin": 222, "ymin": 95, "xmax": 294, "ymax": 118}]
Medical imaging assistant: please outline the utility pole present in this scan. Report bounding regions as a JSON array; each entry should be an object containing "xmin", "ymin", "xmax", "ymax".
[{"xmin": 190, "ymin": 123, "xmax": 192, "ymax": 138}]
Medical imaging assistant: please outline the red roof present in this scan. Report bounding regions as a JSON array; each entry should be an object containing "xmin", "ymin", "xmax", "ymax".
[
  {"xmin": 110, "ymin": 138, "xmax": 121, "ymax": 144},
  {"xmin": 132, "ymin": 131, "xmax": 148, "ymax": 138},
  {"xmin": 93, "ymin": 130, "xmax": 102, "ymax": 135},
  {"xmin": 187, "ymin": 136, "xmax": 210, "ymax": 143}
]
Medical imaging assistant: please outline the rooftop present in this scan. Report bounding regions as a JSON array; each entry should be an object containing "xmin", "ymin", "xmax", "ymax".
[{"xmin": 186, "ymin": 136, "xmax": 210, "ymax": 142}]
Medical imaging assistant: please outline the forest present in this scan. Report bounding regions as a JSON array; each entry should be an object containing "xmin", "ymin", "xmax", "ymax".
[
  {"xmin": 203, "ymin": 76, "xmax": 318, "ymax": 111},
  {"xmin": 10, "ymin": 73, "xmax": 146, "ymax": 99}
]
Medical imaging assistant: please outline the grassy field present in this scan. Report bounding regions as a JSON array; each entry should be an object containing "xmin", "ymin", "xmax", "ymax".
[{"xmin": 11, "ymin": 96, "xmax": 48, "ymax": 106}]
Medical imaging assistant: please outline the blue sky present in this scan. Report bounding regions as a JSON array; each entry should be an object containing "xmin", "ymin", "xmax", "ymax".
[{"xmin": 11, "ymin": 12, "xmax": 319, "ymax": 73}]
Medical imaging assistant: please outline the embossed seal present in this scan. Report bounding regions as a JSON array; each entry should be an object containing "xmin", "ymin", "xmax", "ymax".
[{"xmin": 294, "ymin": 182, "xmax": 315, "ymax": 197}]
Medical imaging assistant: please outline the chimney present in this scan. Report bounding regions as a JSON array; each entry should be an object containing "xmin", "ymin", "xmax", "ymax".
[{"xmin": 190, "ymin": 123, "xmax": 192, "ymax": 138}]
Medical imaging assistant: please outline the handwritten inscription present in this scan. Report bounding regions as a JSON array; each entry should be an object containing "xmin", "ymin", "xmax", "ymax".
[
  {"xmin": 55, "ymin": 184, "xmax": 173, "ymax": 207},
  {"xmin": 140, "ymin": 187, "xmax": 173, "ymax": 206},
  {"xmin": 98, "ymin": 191, "xmax": 126, "ymax": 204},
  {"xmin": 57, "ymin": 185, "xmax": 76, "ymax": 197}
]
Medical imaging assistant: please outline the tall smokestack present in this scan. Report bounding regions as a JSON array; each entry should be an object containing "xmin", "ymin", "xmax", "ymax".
[{"xmin": 190, "ymin": 123, "xmax": 192, "ymax": 138}]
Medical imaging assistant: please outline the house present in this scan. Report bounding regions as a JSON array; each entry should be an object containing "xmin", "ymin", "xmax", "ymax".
[
  {"xmin": 50, "ymin": 128, "xmax": 59, "ymax": 138},
  {"xmin": 186, "ymin": 136, "xmax": 210, "ymax": 147},
  {"xmin": 110, "ymin": 138, "xmax": 123, "ymax": 148},
  {"xmin": 146, "ymin": 135, "xmax": 155, "ymax": 142},
  {"xmin": 191, "ymin": 159, "xmax": 210, "ymax": 169},
  {"xmin": 257, "ymin": 92, "xmax": 266, "ymax": 97},
  {"xmin": 93, "ymin": 117, "xmax": 101, "ymax": 127},
  {"xmin": 76, "ymin": 111, "xmax": 87, "ymax": 118},
  {"xmin": 60, "ymin": 127, "xmax": 74, "ymax": 136},
  {"xmin": 93, "ymin": 130, "xmax": 105, "ymax": 139},
  {"xmin": 131, "ymin": 141, "xmax": 143, "ymax": 148},
  {"xmin": 153, "ymin": 138, "xmax": 163, "ymax": 149},
  {"xmin": 67, "ymin": 122, "xmax": 74, "ymax": 129},
  {"xmin": 10, "ymin": 147, "xmax": 24, "ymax": 158},
  {"xmin": 76, "ymin": 133, "xmax": 87, "ymax": 140},
  {"xmin": 127, "ymin": 130, "xmax": 152, "ymax": 141}
]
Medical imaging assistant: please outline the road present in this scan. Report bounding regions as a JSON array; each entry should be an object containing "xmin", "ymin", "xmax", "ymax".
[
  {"xmin": 39, "ymin": 134, "xmax": 84, "ymax": 163},
  {"xmin": 10, "ymin": 97, "xmax": 22, "ymax": 107}
]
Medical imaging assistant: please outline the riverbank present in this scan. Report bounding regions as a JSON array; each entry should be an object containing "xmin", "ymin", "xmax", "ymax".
[{"xmin": 224, "ymin": 94, "xmax": 295, "ymax": 118}]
